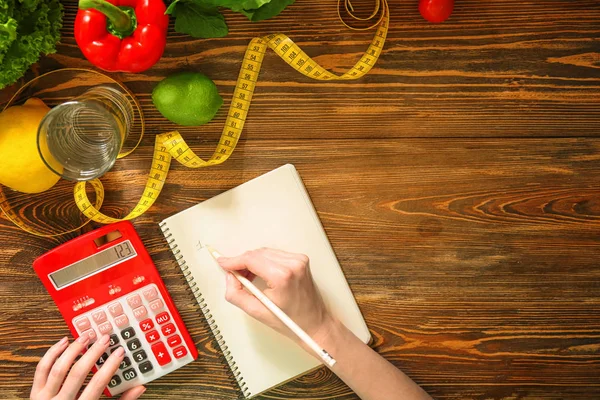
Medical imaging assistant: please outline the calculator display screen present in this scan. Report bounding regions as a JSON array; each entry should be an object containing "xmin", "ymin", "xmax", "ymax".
[{"xmin": 50, "ymin": 240, "xmax": 137, "ymax": 289}]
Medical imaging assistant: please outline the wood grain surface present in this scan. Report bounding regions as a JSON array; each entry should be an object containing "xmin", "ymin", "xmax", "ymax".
[{"xmin": 1, "ymin": 0, "xmax": 600, "ymax": 399}]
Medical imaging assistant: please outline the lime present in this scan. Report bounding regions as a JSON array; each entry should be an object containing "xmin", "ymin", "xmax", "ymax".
[{"xmin": 152, "ymin": 72, "xmax": 223, "ymax": 126}]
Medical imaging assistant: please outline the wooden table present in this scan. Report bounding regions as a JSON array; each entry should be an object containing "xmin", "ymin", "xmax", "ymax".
[{"xmin": 1, "ymin": 0, "xmax": 599, "ymax": 398}]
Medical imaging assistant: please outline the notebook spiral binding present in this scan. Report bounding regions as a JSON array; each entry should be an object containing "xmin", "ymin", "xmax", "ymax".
[{"xmin": 159, "ymin": 222, "xmax": 251, "ymax": 399}]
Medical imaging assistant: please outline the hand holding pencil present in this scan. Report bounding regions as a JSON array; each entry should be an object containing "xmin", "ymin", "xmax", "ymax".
[
  {"xmin": 212, "ymin": 247, "xmax": 433, "ymax": 400},
  {"xmin": 211, "ymin": 247, "xmax": 337, "ymax": 367}
]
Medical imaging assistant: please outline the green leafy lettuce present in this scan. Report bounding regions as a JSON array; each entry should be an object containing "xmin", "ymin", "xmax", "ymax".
[
  {"xmin": 0, "ymin": 0, "xmax": 63, "ymax": 89},
  {"xmin": 166, "ymin": 0, "xmax": 295, "ymax": 38}
]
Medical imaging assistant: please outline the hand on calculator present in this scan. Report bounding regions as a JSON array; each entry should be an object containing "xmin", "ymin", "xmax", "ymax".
[{"xmin": 30, "ymin": 335, "xmax": 145, "ymax": 400}]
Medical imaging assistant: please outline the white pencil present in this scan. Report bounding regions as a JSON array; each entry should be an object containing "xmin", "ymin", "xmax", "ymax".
[{"xmin": 205, "ymin": 245, "xmax": 337, "ymax": 367}]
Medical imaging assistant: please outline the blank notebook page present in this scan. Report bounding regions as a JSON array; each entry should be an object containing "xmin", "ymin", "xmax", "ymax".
[{"xmin": 161, "ymin": 164, "xmax": 370, "ymax": 398}]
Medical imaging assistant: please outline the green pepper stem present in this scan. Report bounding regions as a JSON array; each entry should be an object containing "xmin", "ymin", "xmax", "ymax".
[{"xmin": 79, "ymin": 0, "xmax": 135, "ymax": 37}]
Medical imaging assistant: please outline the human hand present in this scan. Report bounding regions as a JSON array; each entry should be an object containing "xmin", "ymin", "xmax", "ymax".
[
  {"xmin": 30, "ymin": 335, "xmax": 145, "ymax": 400},
  {"xmin": 217, "ymin": 248, "xmax": 336, "ymax": 347}
]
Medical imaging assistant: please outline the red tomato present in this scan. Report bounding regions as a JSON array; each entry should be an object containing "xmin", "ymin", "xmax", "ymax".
[{"xmin": 419, "ymin": 0, "xmax": 454, "ymax": 23}]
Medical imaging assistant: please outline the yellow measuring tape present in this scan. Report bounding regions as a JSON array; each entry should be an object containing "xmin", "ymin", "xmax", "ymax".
[{"xmin": 1, "ymin": 0, "xmax": 389, "ymax": 236}]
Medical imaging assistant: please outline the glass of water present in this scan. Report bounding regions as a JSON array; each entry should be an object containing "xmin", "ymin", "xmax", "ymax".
[{"xmin": 37, "ymin": 85, "xmax": 134, "ymax": 181}]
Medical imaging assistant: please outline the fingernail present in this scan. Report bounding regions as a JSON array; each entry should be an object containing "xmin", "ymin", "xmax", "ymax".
[
  {"xmin": 99, "ymin": 334, "xmax": 110, "ymax": 345},
  {"xmin": 217, "ymin": 257, "xmax": 227, "ymax": 263},
  {"xmin": 77, "ymin": 335, "xmax": 90, "ymax": 344},
  {"xmin": 58, "ymin": 337, "xmax": 68, "ymax": 346},
  {"xmin": 140, "ymin": 387, "xmax": 147, "ymax": 395},
  {"xmin": 112, "ymin": 346, "xmax": 125, "ymax": 357}
]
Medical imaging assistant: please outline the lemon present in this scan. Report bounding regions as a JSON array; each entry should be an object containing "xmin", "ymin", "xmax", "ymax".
[
  {"xmin": 152, "ymin": 72, "xmax": 224, "ymax": 126},
  {"xmin": 0, "ymin": 98, "xmax": 62, "ymax": 194}
]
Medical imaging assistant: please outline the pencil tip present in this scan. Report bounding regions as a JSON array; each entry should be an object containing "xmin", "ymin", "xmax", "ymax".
[{"xmin": 205, "ymin": 245, "xmax": 222, "ymax": 259}]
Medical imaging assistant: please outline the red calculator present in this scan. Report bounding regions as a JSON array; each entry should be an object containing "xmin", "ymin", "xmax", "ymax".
[{"xmin": 33, "ymin": 221, "xmax": 198, "ymax": 397}]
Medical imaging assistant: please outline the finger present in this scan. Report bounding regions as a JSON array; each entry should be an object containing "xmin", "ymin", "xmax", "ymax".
[
  {"xmin": 218, "ymin": 251, "xmax": 284, "ymax": 286},
  {"xmin": 31, "ymin": 337, "xmax": 69, "ymax": 396},
  {"xmin": 260, "ymin": 247, "xmax": 302, "ymax": 261},
  {"xmin": 59, "ymin": 334, "xmax": 111, "ymax": 398},
  {"xmin": 259, "ymin": 250, "xmax": 312, "ymax": 281},
  {"xmin": 227, "ymin": 248, "xmax": 308, "ymax": 276},
  {"xmin": 120, "ymin": 386, "xmax": 146, "ymax": 400},
  {"xmin": 45, "ymin": 334, "xmax": 90, "ymax": 396},
  {"xmin": 79, "ymin": 346, "xmax": 126, "ymax": 400},
  {"xmin": 261, "ymin": 251, "xmax": 308, "ymax": 273},
  {"xmin": 225, "ymin": 273, "xmax": 271, "ymax": 321},
  {"xmin": 238, "ymin": 269, "xmax": 256, "ymax": 282}
]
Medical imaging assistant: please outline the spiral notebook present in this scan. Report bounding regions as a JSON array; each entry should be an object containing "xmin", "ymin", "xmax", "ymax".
[{"xmin": 159, "ymin": 164, "xmax": 370, "ymax": 398}]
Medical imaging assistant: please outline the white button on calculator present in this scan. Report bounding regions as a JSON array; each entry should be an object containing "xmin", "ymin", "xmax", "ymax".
[
  {"xmin": 108, "ymin": 303, "xmax": 123, "ymax": 317},
  {"xmin": 72, "ymin": 283, "xmax": 194, "ymax": 395}
]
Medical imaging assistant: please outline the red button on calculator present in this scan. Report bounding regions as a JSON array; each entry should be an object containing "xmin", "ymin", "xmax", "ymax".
[
  {"xmin": 151, "ymin": 342, "xmax": 172, "ymax": 366},
  {"xmin": 139, "ymin": 319, "xmax": 154, "ymax": 332},
  {"xmin": 173, "ymin": 346, "xmax": 187, "ymax": 359},
  {"xmin": 33, "ymin": 221, "xmax": 198, "ymax": 398},
  {"xmin": 156, "ymin": 312, "xmax": 170, "ymax": 325},
  {"xmin": 161, "ymin": 323, "xmax": 176, "ymax": 336},
  {"xmin": 167, "ymin": 334, "xmax": 182, "ymax": 347},
  {"xmin": 145, "ymin": 330, "xmax": 160, "ymax": 343}
]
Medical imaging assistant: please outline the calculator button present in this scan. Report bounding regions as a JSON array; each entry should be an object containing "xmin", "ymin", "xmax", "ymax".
[
  {"xmin": 155, "ymin": 312, "xmax": 170, "ymax": 325},
  {"xmin": 97, "ymin": 321, "xmax": 113, "ymax": 335},
  {"xmin": 108, "ymin": 375, "xmax": 121, "ymax": 388},
  {"xmin": 114, "ymin": 314, "xmax": 129, "ymax": 328},
  {"xmin": 74, "ymin": 317, "xmax": 91, "ymax": 331},
  {"xmin": 173, "ymin": 346, "xmax": 188, "ymax": 359},
  {"xmin": 167, "ymin": 334, "xmax": 182, "ymax": 348},
  {"xmin": 148, "ymin": 298, "xmax": 164, "ymax": 313},
  {"xmin": 81, "ymin": 329, "xmax": 97, "ymax": 342},
  {"xmin": 133, "ymin": 349, "xmax": 147, "ymax": 363},
  {"xmin": 161, "ymin": 323, "xmax": 176, "ymax": 337},
  {"xmin": 142, "ymin": 287, "xmax": 158, "ymax": 301},
  {"xmin": 151, "ymin": 342, "xmax": 172, "ymax": 366},
  {"xmin": 96, "ymin": 352, "xmax": 109, "ymax": 367},
  {"xmin": 133, "ymin": 306, "xmax": 148, "ymax": 320},
  {"xmin": 145, "ymin": 330, "xmax": 160, "ymax": 343},
  {"xmin": 127, "ymin": 339, "xmax": 142, "ymax": 352},
  {"xmin": 119, "ymin": 357, "xmax": 131, "ymax": 370},
  {"xmin": 109, "ymin": 334, "xmax": 119, "ymax": 347},
  {"xmin": 139, "ymin": 361, "xmax": 153, "ymax": 374},
  {"xmin": 91, "ymin": 310, "xmax": 107, "ymax": 324},
  {"xmin": 121, "ymin": 327, "xmax": 136, "ymax": 340},
  {"xmin": 123, "ymin": 368, "xmax": 137, "ymax": 381},
  {"xmin": 107, "ymin": 302, "xmax": 123, "ymax": 317},
  {"xmin": 139, "ymin": 319, "xmax": 154, "ymax": 332},
  {"xmin": 127, "ymin": 294, "xmax": 142, "ymax": 309}
]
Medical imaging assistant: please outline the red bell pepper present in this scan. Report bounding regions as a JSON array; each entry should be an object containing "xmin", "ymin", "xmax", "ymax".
[{"xmin": 75, "ymin": 0, "xmax": 169, "ymax": 73}]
